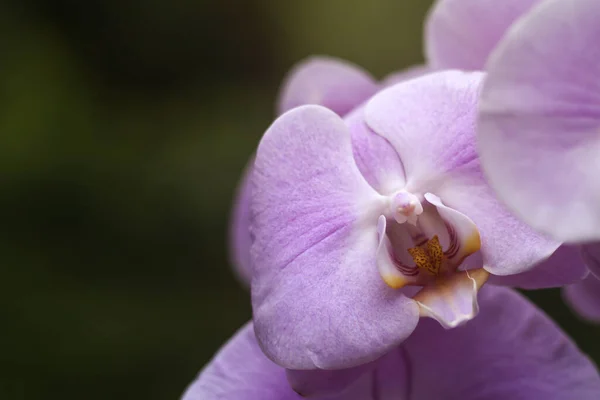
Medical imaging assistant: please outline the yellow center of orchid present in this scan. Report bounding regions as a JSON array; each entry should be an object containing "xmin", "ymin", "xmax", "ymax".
[{"xmin": 407, "ymin": 235, "xmax": 443, "ymax": 276}]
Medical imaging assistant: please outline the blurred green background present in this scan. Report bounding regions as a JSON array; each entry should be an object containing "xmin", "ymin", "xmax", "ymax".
[{"xmin": 2, "ymin": 0, "xmax": 598, "ymax": 399}]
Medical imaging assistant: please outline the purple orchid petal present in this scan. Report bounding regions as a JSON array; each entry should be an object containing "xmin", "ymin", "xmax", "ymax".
[
  {"xmin": 425, "ymin": 0, "xmax": 541, "ymax": 70},
  {"xmin": 365, "ymin": 71, "xmax": 559, "ymax": 277},
  {"xmin": 277, "ymin": 56, "xmax": 378, "ymax": 116},
  {"xmin": 251, "ymin": 105, "xmax": 419, "ymax": 370},
  {"xmin": 490, "ymin": 245, "xmax": 589, "ymax": 289},
  {"xmin": 478, "ymin": 0, "xmax": 600, "ymax": 243},
  {"xmin": 403, "ymin": 286, "xmax": 600, "ymax": 399},
  {"xmin": 229, "ymin": 159, "xmax": 254, "ymax": 286},
  {"xmin": 563, "ymin": 275, "xmax": 600, "ymax": 323},
  {"xmin": 183, "ymin": 287, "xmax": 600, "ymax": 399},
  {"xmin": 380, "ymin": 64, "xmax": 431, "ymax": 88}
]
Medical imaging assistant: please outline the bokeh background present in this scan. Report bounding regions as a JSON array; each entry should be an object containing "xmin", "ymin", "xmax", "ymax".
[{"xmin": 2, "ymin": 0, "xmax": 599, "ymax": 398}]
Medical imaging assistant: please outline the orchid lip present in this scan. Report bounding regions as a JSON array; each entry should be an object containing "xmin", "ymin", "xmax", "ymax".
[
  {"xmin": 376, "ymin": 191, "xmax": 485, "ymax": 327},
  {"xmin": 380, "ymin": 191, "xmax": 480, "ymax": 283}
]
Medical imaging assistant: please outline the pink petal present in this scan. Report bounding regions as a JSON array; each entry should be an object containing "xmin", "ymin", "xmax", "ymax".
[
  {"xmin": 277, "ymin": 56, "xmax": 378, "ymax": 116},
  {"xmin": 405, "ymin": 286, "xmax": 600, "ymax": 399},
  {"xmin": 478, "ymin": 0, "xmax": 600, "ymax": 242},
  {"xmin": 251, "ymin": 105, "xmax": 419, "ymax": 370},
  {"xmin": 425, "ymin": 0, "xmax": 541, "ymax": 70}
]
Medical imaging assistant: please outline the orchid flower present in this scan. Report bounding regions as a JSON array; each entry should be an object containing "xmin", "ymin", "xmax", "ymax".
[
  {"xmin": 246, "ymin": 70, "xmax": 589, "ymax": 372},
  {"xmin": 476, "ymin": 0, "xmax": 600, "ymax": 322},
  {"xmin": 230, "ymin": 0, "xmax": 589, "ymax": 291},
  {"xmin": 182, "ymin": 286, "xmax": 600, "ymax": 400}
]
